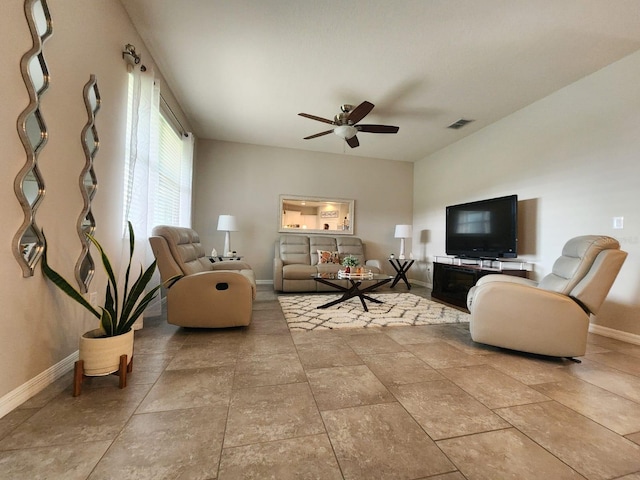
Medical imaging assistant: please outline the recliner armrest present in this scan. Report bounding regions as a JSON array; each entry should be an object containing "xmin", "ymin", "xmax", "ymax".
[
  {"xmin": 365, "ymin": 259, "xmax": 382, "ymax": 270},
  {"xmin": 476, "ymin": 274, "xmax": 538, "ymax": 288},
  {"xmin": 211, "ymin": 260, "xmax": 252, "ymax": 271},
  {"xmin": 273, "ymin": 243, "xmax": 284, "ymax": 290}
]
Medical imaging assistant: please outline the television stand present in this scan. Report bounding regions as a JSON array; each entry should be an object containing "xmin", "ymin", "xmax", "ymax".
[{"xmin": 431, "ymin": 256, "xmax": 532, "ymax": 310}]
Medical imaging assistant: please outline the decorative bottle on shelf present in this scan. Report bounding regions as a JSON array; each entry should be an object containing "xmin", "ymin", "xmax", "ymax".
[{"xmin": 345, "ymin": 266, "xmax": 350, "ymax": 273}]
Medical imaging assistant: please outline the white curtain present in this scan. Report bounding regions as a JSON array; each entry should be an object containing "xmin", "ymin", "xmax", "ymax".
[
  {"xmin": 179, "ymin": 132, "xmax": 194, "ymax": 226},
  {"xmin": 122, "ymin": 70, "xmax": 195, "ymax": 320},
  {"xmin": 123, "ymin": 68, "xmax": 160, "ymax": 239},
  {"xmin": 122, "ymin": 68, "xmax": 161, "ymax": 318}
]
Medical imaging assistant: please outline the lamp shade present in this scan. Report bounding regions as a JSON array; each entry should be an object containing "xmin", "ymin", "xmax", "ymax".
[
  {"xmin": 394, "ymin": 224, "xmax": 412, "ymax": 238},
  {"xmin": 217, "ymin": 214, "xmax": 238, "ymax": 232}
]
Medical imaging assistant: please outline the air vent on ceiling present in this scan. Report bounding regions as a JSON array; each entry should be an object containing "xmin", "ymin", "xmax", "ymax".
[{"xmin": 447, "ymin": 118, "xmax": 474, "ymax": 129}]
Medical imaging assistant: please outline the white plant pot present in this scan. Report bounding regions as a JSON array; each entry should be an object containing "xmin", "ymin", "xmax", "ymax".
[{"xmin": 79, "ymin": 328, "xmax": 134, "ymax": 376}]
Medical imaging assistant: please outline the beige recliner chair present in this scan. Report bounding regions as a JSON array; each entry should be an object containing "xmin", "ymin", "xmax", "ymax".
[
  {"xmin": 149, "ymin": 225, "xmax": 256, "ymax": 328},
  {"xmin": 467, "ymin": 235, "xmax": 627, "ymax": 358}
]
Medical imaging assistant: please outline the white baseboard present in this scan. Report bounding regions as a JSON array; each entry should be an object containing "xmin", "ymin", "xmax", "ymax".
[
  {"xmin": 256, "ymin": 279, "xmax": 273, "ymax": 286},
  {"xmin": 589, "ymin": 324, "xmax": 640, "ymax": 346},
  {"xmin": 0, "ymin": 350, "xmax": 78, "ymax": 419}
]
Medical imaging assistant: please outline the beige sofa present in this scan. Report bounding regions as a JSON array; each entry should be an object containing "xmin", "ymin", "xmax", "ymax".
[
  {"xmin": 467, "ymin": 235, "xmax": 627, "ymax": 358},
  {"xmin": 149, "ymin": 225, "xmax": 256, "ymax": 328},
  {"xmin": 273, "ymin": 234, "xmax": 382, "ymax": 292}
]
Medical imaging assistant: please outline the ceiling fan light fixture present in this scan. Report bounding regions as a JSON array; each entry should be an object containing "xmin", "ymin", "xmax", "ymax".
[{"xmin": 334, "ymin": 124, "xmax": 357, "ymax": 139}]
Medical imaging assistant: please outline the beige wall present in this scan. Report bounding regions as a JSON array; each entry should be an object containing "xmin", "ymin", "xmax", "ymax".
[
  {"xmin": 193, "ymin": 140, "xmax": 414, "ymax": 281},
  {"xmin": 0, "ymin": 1, "xmax": 189, "ymax": 403},
  {"xmin": 414, "ymin": 50, "xmax": 640, "ymax": 335}
]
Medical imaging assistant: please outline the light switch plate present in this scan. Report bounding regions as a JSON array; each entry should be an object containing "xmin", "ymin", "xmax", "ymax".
[{"xmin": 613, "ymin": 217, "xmax": 624, "ymax": 229}]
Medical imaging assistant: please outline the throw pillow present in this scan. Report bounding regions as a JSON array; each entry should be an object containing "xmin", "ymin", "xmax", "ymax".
[{"xmin": 317, "ymin": 250, "xmax": 339, "ymax": 264}]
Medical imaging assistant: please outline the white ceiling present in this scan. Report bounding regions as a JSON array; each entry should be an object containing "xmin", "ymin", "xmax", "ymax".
[{"xmin": 122, "ymin": 0, "xmax": 640, "ymax": 162}]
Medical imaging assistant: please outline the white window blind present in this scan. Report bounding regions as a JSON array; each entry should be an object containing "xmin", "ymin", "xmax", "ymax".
[{"xmin": 155, "ymin": 114, "xmax": 184, "ymax": 226}]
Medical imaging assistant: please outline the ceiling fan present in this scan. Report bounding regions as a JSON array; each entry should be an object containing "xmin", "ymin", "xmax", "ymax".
[{"xmin": 298, "ymin": 101, "xmax": 399, "ymax": 148}]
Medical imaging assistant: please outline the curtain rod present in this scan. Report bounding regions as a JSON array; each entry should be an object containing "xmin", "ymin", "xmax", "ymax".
[{"xmin": 160, "ymin": 94, "xmax": 188, "ymax": 137}]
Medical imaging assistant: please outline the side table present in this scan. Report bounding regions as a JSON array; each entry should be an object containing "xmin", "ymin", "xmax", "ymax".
[{"xmin": 389, "ymin": 258, "xmax": 414, "ymax": 289}]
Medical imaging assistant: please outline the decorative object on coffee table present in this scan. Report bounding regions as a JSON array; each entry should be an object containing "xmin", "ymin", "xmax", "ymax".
[{"xmin": 341, "ymin": 254, "xmax": 359, "ymax": 273}]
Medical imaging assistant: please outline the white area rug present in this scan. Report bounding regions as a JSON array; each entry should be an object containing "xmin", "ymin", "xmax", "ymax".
[{"xmin": 279, "ymin": 293, "xmax": 469, "ymax": 331}]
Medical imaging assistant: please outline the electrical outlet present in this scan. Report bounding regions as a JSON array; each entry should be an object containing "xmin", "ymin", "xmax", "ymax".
[{"xmin": 89, "ymin": 292, "xmax": 98, "ymax": 307}]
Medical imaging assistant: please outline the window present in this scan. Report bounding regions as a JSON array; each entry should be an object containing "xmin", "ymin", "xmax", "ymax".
[
  {"xmin": 155, "ymin": 112, "xmax": 192, "ymax": 226},
  {"xmin": 122, "ymin": 71, "xmax": 193, "ymax": 237}
]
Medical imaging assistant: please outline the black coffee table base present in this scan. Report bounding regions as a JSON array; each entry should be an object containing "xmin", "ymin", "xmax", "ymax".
[{"xmin": 313, "ymin": 277, "xmax": 393, "ymax": 312}]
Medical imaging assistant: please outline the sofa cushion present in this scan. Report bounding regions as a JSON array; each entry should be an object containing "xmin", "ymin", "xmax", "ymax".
[
  {"xmin": 317, "ymin": 263, "xmax": 342, "ymax": 274},
  {"xmin": 151, "ymin": 225, "xmax": 212, "ymax": 275},
  {"xmin": 336, "ymin": 237, "xmax": 366, "ymax": 266},
  {"xmin": 283, "ymin": 263, "xmax": 318, "ymax": 280},
  {"xmin": 538, "ymin": 235, "xmax": 621, "ymax": 295},
  {"xmin": 279, "ymin": 235, "xmax": 310, "ymax": 265}
]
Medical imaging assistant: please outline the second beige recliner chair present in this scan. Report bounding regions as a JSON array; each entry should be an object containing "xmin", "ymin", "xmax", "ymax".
[{"xmin": 467, "ymin": 235, "xmax": 627, "ymax": 358}]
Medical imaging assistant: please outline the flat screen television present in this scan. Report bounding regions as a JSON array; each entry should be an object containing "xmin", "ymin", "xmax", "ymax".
[{"xmin": 445, "ymin": 194, "xmax": 518, "ymax": 259}]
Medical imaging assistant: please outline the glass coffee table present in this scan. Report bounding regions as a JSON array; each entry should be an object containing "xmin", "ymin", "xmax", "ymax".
[{"xmin": 311, "ymin": 272, "xmax": 394, "ymax": 312}]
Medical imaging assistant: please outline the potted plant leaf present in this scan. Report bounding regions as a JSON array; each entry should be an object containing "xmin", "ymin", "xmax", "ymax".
[
  {"xmin": 341, "ymin": 254, "xmax": 359, "ymax": 273},
  {"xmin": 42, "ymin": 222, "xmax": 164, "ymax": 387}
]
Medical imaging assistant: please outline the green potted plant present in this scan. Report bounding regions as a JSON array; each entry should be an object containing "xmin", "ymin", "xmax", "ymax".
[
  {"xmin": 42, "ymin": 222, "xmax": 162, "ymax": 378},
  {"xmin": 341, "ymin": 254, "xmax": 359, "ymax": 273}
]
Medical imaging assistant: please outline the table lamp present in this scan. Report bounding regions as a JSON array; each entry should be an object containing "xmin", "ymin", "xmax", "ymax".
[
  {"xmin": 394, "ymin": 224, "xmax": 412, "ymax": 260},
  {"xmin": 217, "ymin": 214, "xmax": 238, "ymax": 255}
]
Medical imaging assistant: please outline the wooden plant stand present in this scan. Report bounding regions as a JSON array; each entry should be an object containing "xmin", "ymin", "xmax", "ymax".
[{"xmin": 73, "ymin": 354, "xmax": 133, "ymax": 397}]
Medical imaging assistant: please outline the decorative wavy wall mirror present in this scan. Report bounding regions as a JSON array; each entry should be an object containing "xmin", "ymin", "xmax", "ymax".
[
  {"xmin": 75, "ymin": 75, "xmax": 101, "ymax": 292},
  {"xmin": 279, "ymin": 195, "xmax": 354, "ymax": 235},
  {"xmin": 13, "ymin": 0, "xmax": 52, "ymax": 277}
]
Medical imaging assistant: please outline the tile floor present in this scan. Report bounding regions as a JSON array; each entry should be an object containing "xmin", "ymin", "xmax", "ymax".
[{"xmin": 1, "ymin": 285, "xmax": 640, "ymax": 479}]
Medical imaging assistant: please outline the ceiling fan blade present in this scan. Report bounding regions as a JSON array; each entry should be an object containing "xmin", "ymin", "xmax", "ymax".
[
  {"xmin": 304, "ymin": 129, "xmax": 334, "ymax": 140},
  {"xmin": 346, "ymin": 135, "xmax": 360, "ymax": 148},
  {"xmin": 357, "ymin": 124, "xmax": 399, "ymax": 134},
  {"xmin": 347, "ymin": 101, "xmax": 374, "ymax": 124},
  {"xmin": 298, "ymin": 113, "xmax": 336, "ymax": 126}
]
